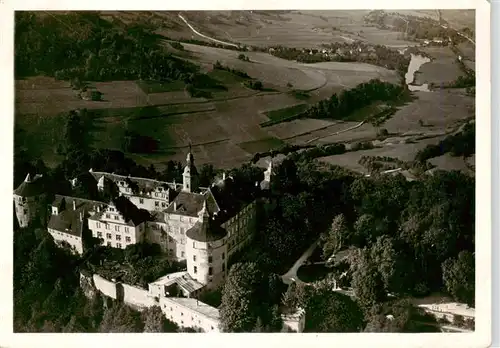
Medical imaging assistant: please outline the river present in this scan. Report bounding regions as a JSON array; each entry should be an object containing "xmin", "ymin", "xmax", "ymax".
[{"xmin": 405, "ymin": 53, "xmax": 431, "ymax": 92}]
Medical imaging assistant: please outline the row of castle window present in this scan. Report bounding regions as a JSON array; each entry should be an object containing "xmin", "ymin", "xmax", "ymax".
[
  {"xmin": 193, "ymin": 253, "xmax": 224, "ymax": 263},
  {"xmin": 96, "ymin": 231, "xmax": 131, "ymax": 243},
  {"xmin": 163, "ymin": 305, "xmax": 215, "ymax": 331},
  {"xmin": 95, "ymin": 222, "xmax": 130, "ymax": 233}
]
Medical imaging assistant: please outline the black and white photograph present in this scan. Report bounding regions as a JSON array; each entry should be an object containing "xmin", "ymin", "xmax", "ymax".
[{"xmin": 1, "ymin": 2, "xmax": 493, "ymax": 347}]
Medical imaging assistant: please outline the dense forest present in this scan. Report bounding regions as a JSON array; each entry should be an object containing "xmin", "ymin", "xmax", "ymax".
[
  {"xmin": 299, "ymin": 79, "xmax": 404, "ymax": 121},
  {"xmin": 415, "ymin": 122, "xmax": 475, "ymax": 162},
  {"xmin": 15, "ymin": 12, "xmax": 199, "ymax": 82},
  {"xmin": 13, "ymin": 223, "xmax": 184, "ymax": 332}
]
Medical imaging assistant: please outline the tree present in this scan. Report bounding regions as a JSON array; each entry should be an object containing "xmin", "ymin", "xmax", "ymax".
[
  {"xmin": 63, "ymin": 315, "xmax": 86, "ymax": 332},
  {"xmin": 219, "ymin": 262, "xmax": 262, "ymax": 332},
  {"xmin": 369, "ymin": 236, "xmax": 397, "ymax": 292},
  {"xmin": 320, "ymin": 214, "xmax": 349, "ymax": 260},
  {"xmin": 442, "ymin": 251, "xmax": 475, "ymax": 306},
  {"xmin": 142, "ymin": 305, "xmax": 166, "ymax": 332},
  {"xmin": 99, "ymin": 303, "xmax": 143, "ymax": 333},
  {"xmin": 364, "ymin": 299, "xmax": 424, "ymax": 333},
  {"xmin": 305, "ymin": 287, "xmax": 365, "ymax": 332},
  {"xmin": 199, "ymin": 163, "xmax": 217, "ymax": 187},
  {"xmin": 351, "ymin": 250, "xmax": 386, "ymax": 310}
]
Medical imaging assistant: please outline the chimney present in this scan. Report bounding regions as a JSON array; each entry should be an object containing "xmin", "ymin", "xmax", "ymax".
[
  {"xmin": 79, "ymin": 212, "xmax": 83, "ymax": 222},
  {"xmin": 24, "ymin": 173, "xmax": 31, "ymax": 183},
  {"xmin": 173, "ymin": 202, "xmax": 177, "ymax": 211},
  {"xmin": 73, "ymin": 200, "xmax": 76, "ymax": 210},
  {"xmin": 222, "ymin": 172, "xmax": 226, "ymax": 180},
  {"xmin": 89, "ymin": 168, "xmax": 93, "ymax": 172}
]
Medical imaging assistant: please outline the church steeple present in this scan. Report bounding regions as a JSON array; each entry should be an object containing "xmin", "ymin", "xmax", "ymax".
[{"xmin": 183, "ymin": 144, "xmax": 198, "ymax": 193}]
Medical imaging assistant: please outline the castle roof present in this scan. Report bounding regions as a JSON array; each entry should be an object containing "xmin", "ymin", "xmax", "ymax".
[
  {"xmin": 89, "ymin": 196, "xmax": 149, "ymax": 226},
  {"xmin": 48, "ymin": 195, "xmax": 104, "ymax": 237},
  {"xmin": 89, "ymin": 171, "xmax": 180, "ymax": 194},
  {"xmin": 14, "ymin": 173, "xmax": 45, "ymax": 197},
  {"xmin": 186, "ymin": 220, "xmax": 227, "ymax": 242},
  {"xmin": 151, "ymin": 271, "xmax": 205, "ymax": 295},
  {"xmin": 165, "ymin": 190, "xmax": 220, "ymax": 217}
]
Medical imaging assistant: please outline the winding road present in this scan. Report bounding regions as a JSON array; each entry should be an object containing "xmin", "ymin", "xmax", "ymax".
[
  {"xmin": 281, "ymin": 238, "xmax": 320, "ymax": 285},
  {"xmin": 178, "ymin": 14, "xmax": 240, "ymax": 48}
]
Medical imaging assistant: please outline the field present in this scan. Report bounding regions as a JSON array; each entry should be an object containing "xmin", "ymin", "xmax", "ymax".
[
  {"xmin": 15, "ymin": 10, "xmax": 475, "ymax": 173},
  {"xmin": 262, "ymin": 103, "xmax": 309, "ymax": 123}
]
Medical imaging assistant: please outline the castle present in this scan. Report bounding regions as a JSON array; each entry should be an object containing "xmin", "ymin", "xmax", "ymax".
[
  {"xmin": 13, "ymin": 153, "xmax": 308, "ymax": 332},
  {"xmin": 14, "ymin": 150, "xmax": 274, "ymax": 294}
]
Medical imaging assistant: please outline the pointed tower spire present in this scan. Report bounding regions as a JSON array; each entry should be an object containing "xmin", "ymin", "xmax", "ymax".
[
  {"xmin": 24, "ymin": 173, "xmax": 32, "ymax": 183},
  {"xmin": 183, "ymin": 146, "xmax": 198, "ymax": 193},
  {"xmin": 198, "ymin": 199, "xmax": 209, "ymax": 222}
]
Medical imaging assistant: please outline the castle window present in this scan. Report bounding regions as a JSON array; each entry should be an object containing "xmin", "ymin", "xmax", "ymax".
[
  {"xmin": 107, "ymin": 242, "xmax": 111, "ymax": 247},
  {"xmin": 105, "ymin": 224, "xmax": 110, "ymax": 230},
  {"xmin": 96, "ymin": 222, "xmax": 101, "ymax": 228},
  {"xmin": 139, "ymin": 198, "xmax": 144, "ymax": 204},
  {"xmin": 110, "ymin": 208, "xmax": 115, "ymax": 212},
  {"xmin": 208, "ymin": 267, "xmax": 213, "ymax": 276},
  {"xmin": 116, "ymin": 235, "xmax": 121, "ymax": 241},
  {"xmin": 115, "ymin": 226, "xmax": 120, "ymax": 232},
  {"xmin": 208, "ymin": 256, "xmax": 213, "ymax": 263},
  {"xmin": 126, "ymin": 236, "xmax": 131, "ymax": 243},
  {"xmin": 162, "ymin": 202, "xmax": 166, "ymax": 208},
  {"xmin": 114, "ymin": 216, "xmax": 119, "ymax": 221},
  {"xmin": 181, "ymin": 312, "xmax": 183, "ymax": 316},
  {"xmin": 97, "ymin": 232, "xmax": 102, "ymax": 238},
  {"xmin": 106, "ymin": 214, "xmax": 110, "ymax": 219},
  {"xmin": 155, "ymin": 201, "xmax": 159, "ymax": 207},
  {"xmin": 194, "ymin": 266, "xmax": 197, "ymax": 274},
  {"xmin": 107, "ymin": 233, "xmax": 112, "ymax": 239},
  {"xmin": 125, "ymin": 227, "xmax": 129, "ymax": 233},
  {"xmin": 192, "ymin": 242, "xmax": 196, "ymax": 248},
  {"xmin": 117, "ymin": 243, "xmax": 122, "ymax": 248},
  {"xmin": 181, "ymin": 251, "xmax": 185, "ymax": 257},
  {"xmin": 180, "ymin": 228, "xmax": 184, "ymax": 235},
  {"xmin": 193, "ymin": 255, "xmax": 197, "ymax": 262}
]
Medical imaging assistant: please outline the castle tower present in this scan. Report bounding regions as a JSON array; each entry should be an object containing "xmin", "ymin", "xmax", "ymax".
[
  {"xmin": 264, "ymin": 159, "xmax": 273, "ymax": 182},
  {"xmin": 13, "ymin": 173, "xmax": 47, "ymax": 228},
  {"xmin": 185, "ymin": 199, "xmax": 227, "ymax": 288},
  {"xmin": 182, "ymin": 146, "xmax": 199, "ymax": 193}
]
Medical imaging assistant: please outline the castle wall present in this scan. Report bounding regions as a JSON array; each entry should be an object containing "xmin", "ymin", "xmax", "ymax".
[
  {"xmin": 92, "ymin": 274, "xmax": 118, "ymax": 300},
  {"xmin": 48, "ymin": 228, "xmax": 83, "ymax": 254},
  {"xmin": 122, "ymin": 283, "xmax": 157, "ymax": 309},
  {"xmin": 159, "ymin": 297, "xmax": 220, "ymax": 332}
]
